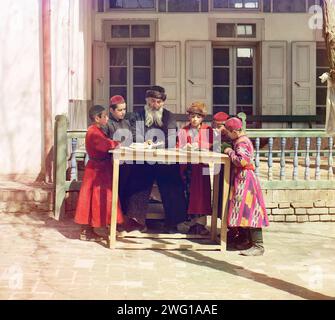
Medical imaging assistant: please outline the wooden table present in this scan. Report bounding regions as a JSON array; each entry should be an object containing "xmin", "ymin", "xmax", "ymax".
[{"xmin": 109, "ymin": 147, "xmax": 230, "ymax": 251}]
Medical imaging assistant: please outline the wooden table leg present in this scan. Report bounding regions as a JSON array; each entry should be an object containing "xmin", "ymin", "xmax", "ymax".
[
  {"xmin": 211, "ymin": 163, "xmax": 220, "ymax": 242},
  {"xmin": 220, "ymin": 160, "xmax": 230, "ymax": 251},
  {"xmin": 109, "ymin": 159, "xmax": 120, "ymax": 249}
]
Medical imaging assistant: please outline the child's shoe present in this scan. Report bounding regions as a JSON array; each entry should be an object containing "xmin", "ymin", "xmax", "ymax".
[
  {"xmin": 240, "ymin": 244, "xmax": 264, "ymax": 256},
  {"xmin": 239, "ymin": 228, "xmax": 264, "ymax": 256},
  {"xmin": 188, "ymin": 223, "xmax": 210, "ymax": 236},
  {"xmin": 176, "ymin": 220, "xmax": 193, "ymax": 233},
  {"xmin": 123, "ymin": 217, "xmax": 147, "ymax": 233},
  {"xmin": 79, "ymin": 226, "xmax": 105, "ymax": 242}
]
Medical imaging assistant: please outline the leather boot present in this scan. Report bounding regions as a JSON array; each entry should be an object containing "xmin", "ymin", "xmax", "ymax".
[
  {"xmin": 235, "ymin": 227, "xmax": 252, "ymax": 250},
  {"xmin": 240, "ymin": 228, "xmax": 264, "ymax": 256}
]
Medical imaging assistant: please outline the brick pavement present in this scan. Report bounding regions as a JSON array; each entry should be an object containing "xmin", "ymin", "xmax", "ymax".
[{"xmin": 0, "ymin": 212, "xmax": 335, "ymax": 300}]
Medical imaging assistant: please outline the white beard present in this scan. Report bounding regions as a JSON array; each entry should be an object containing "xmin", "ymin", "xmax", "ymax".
[{"xmin": 144, "ymin": 104, "xmax": 164, "ymax": 127}]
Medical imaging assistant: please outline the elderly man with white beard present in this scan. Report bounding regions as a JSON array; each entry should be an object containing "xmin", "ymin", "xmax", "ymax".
[{"xmin": 126, "ymin": 85, "xmax": 188, "ymax": 233}]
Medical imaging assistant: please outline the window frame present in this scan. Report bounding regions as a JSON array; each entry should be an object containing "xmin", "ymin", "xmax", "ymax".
[
  {"xmin": 108, "ymin": 45, "xmax": 155, "ymax": 112},
  {"xmin": 103, "ymin": 20, "xmax": 157, "ymax": 43},
  {"xmin": 315, "ymin": 42, "xmax": 328, "ymax": 126},
  {"xmin": 103, "ymin": 0, "xmax": 157, "ymax": 12},
  {"xmin": 210, "ymin": 18, "xmax": 264, "ymax": 42},
  {"xmin": 262, "ymin": 0, "xmax": 322, "ymax": 13},
  {"xmin": 96, "ymin": 0, "xmax": 322, "ymax": 13},
  {"xmin": 212, "ymin": 45, "xmax": 257, "ymax": 116},
  {"xmin": 211, "ymin": 0, "xmax": 261, "ymax": 12}
]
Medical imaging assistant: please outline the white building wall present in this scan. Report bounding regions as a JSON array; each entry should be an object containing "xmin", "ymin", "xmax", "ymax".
[
  {"xmin": 0, "ymin": 0, "xmax": 43, "ymax": 180},
  {"xmin": 0, "ymin": 0, "xmax": 93, "ymax": 181},
  {"xmin": 50, "ymin": 0, "xmax": 70, "ymax": 118}
]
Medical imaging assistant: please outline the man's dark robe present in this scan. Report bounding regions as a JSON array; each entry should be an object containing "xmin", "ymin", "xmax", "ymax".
[
  {"xmin": 126, "ymin": 108, "xmax": 187, "ymax": 227},
  {"xmin": 104, "ymin": 114, "xmax": 134, "ymax": 212}
]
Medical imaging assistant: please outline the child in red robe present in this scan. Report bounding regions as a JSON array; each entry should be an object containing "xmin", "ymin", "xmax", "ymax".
[
  {"xmin": 177, "ymin": 102, "xmax": 213, "ymax": 235},
  {"xmin": 74, "ymin": 105, "xmax": 124, "ymax": 241}
]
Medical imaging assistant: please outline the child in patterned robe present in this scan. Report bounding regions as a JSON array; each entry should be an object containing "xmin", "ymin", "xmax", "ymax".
[{"xmin": 223, "ymin": 117, "xmax": 269, "ymax": 256}]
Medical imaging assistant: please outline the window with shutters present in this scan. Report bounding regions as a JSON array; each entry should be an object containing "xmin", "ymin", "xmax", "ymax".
[
  {"xmin": 109, "ymin": 46, "xmax": 154, "ymax": 112},
  {"xmin": 213, "ymin": 46, "xmax": 256, "ymax": 116},
  {"xmin": 316, "ymin": 45, "xmax": 328, "ymax": 124}
]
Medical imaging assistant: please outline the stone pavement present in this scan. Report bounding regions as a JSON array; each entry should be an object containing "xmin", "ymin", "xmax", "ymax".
[{"xmin": 0, "ymin": 212, "xmax": 335, "ymax": 300}]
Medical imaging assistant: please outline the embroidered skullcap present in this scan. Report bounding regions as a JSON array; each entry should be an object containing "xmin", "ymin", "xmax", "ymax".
[
  {"xmin": 224, "ymin": 117, "xmax": 243, "ymax": 132},
  {"xmin": 213, "ymin": 112, "xmax": 229, "ymax": 122},
  {"xmin": 145, "ymin": 85, "xmax": 167, "ymax": 101},
  {"xmin": 110, "ymin": 95, "xmax": 125, "ymax": 106},
  {"xmin": 186, "ymin": 102, "xmax": 208, "ymax": 116}
]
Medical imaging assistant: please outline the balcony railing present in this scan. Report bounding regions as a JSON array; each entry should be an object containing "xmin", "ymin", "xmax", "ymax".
[{"xmin": 247, "ymin": 129, "xmax": 334, "ymax": 189}]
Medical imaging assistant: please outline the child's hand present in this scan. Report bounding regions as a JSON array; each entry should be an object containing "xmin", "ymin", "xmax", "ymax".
[
  {"xmin": 223, "ymin": 147, "xmax": 233, "ymax": 154},
  {"xmin": 221, "ymin": 142, "xmax": 232, "ymax": 153}
]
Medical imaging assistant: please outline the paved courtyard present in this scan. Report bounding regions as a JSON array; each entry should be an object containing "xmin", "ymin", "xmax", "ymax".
[{"xmin": 0, "ymin": 212, "xmax": 334, "ymax": 300}]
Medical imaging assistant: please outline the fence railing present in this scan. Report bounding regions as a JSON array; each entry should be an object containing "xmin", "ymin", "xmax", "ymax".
[
  {"xmin": 54, "ymin": 114, "xmax": 335, "ymax": 220},
  {"xmin": 247, "ymin": 129, "xmax": 334, "ymax": 189}
]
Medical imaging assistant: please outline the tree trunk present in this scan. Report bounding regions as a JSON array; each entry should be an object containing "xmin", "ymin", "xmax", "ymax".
[{"xmin": 322, "ymin": 0, "xmax": 335, "ymax": 134}]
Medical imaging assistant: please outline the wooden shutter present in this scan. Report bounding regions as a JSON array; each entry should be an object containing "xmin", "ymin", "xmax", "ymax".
[
  {"xmin": 292, "ymin": 42, "xmax": 316, "ymax": 127},
  {"xmin": 186, "ymin": 41, "xmax": 212, "ymax": 113},
  {"xmin": 92, "ymin": 41, "xmax": 108, "ymax": 106},
  {"xmin": 261, "ymin": 41, "xmax": 287, "ymax": 128},
  {"xmin": 155, "ymin": 42, "xmax": 181, "ymax": 113}
]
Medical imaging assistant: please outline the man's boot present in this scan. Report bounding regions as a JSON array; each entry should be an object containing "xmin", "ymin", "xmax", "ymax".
[{"xmin": 240, "ymin": 228, "xmax": 264, "ymax": 256}]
